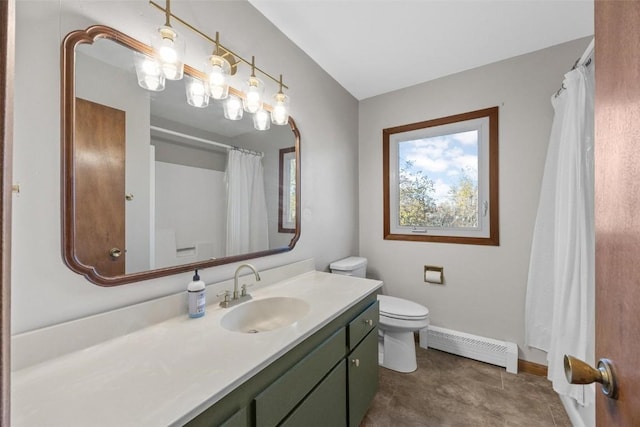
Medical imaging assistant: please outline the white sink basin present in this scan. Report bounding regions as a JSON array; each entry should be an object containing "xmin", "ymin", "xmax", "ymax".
[{"xmin": 220, "ymin": 297, "xmax": 311, "ymax": 333}]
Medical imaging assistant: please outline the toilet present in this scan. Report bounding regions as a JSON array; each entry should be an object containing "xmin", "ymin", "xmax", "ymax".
[{"xmin": 329, "ymin": 257, "xmax": 430, "ymax": 373}]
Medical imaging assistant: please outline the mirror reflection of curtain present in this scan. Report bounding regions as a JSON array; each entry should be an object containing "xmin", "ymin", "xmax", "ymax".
[{"xmin": 225, "ymin": 150, "xmax": 269, "ymax": 256}]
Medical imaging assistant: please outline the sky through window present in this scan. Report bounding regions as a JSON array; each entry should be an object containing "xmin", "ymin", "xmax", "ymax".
[{"xmin": 398, "ymin": 130, "xmax": 478, "ymax": 204}]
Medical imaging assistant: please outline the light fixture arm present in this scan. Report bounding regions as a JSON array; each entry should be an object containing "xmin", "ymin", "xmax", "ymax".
[
  {"xmin": 149, "ymin": 0, "xmax": 288, "ymax": 90},
  {"xmin": 278, "ymin": 74, "xmax": 284, "ymax": 94},
  {"xmin": 213, "ymin": 31, "xmax": 220, "ymax": 55},
  {"xmin": 164, "ymin": 0, "xmax": 171, "ymax": 27},
  {"xmin": 210, "ymin": 32, "xmax": 238, "ymax": 76}
]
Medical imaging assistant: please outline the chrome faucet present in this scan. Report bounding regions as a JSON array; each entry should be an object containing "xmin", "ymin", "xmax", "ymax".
[
  {"xmin": 220, "ymin": 263, "xmax": 261, "ymax": 308},
  {"xmin": 234, "ymin": 263, "xmax": 261, "ymax": 299}
]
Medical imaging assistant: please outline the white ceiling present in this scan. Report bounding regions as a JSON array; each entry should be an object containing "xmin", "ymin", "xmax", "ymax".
[{"xmin": 249, "ymin": 0, "xmax": 594, "ymax": 100}]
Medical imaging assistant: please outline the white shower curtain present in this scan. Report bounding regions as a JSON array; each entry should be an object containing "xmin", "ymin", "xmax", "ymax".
[
  {"xmin": 225, "ymin": 150, "xmax": 269, "ymax": 256},
  {"xmin": 525, "ymin": 40, "xmax": 594, "ymax": 406}
]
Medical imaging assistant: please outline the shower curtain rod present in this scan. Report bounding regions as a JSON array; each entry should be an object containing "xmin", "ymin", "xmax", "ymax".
[
  {"xmin": 553, "ymin": 39, "xmax": 594, "ymax": 99},
  {"xmin": 150, "ymin": 126, "xmax": 263, "ymax": 157},
  {"xmin": 576, "ymin": 38, "xmax": 594, "ymax": 68}
]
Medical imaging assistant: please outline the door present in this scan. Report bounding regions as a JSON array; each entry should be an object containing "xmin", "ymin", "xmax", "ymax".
[
  {"xmin": 1, "ymin": 0, "xmax": 13, "ymax": 424},
  {"xmin": 595, "ymin": 0, "xmax": 640, "ymax": 424},
  {"xmin": 75, "ymin": 98, "xmax": 126, "ymax": 276}
]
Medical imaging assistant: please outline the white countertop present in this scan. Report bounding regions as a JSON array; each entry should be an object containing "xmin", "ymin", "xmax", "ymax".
[{"xmin": 12, "ymin": 271, "xmax": 382, "ymax": 426}]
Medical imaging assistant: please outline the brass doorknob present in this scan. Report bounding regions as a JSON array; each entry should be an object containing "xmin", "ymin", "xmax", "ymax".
[
  {"xmin": 109, "ymin": 248, "xmax": 122, "ymax": 259},
  {"xmin": 564, "ymin": 355, "xmax": 618, "ymax": 399}
]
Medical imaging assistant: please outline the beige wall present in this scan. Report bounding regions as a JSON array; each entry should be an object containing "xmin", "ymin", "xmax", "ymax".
[
  {"xmin": 358, "ymin": 37, "xmax": 592, "ymax": 364},
  {"xmin": 12, "ymin": 0, "xmax": 359, "ymax": 333}
]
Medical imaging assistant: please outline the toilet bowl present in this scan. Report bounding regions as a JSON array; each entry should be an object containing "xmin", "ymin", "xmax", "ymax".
[
  {"xmin": 377, "ymin": 294, "xmax": 429, "ymax": 373},
  {"xmin": 329, "ymin": 256, "xmax": 430, "ymax": 373}
]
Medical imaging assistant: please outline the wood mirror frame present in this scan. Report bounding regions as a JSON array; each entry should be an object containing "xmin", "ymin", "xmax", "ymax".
[{"xmin": 61, "ymin": 26, "xmax": 301, "ymax": 286}]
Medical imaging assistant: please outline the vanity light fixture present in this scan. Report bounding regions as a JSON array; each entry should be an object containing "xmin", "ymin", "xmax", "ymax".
[
  {"xmin": 253, "ymin": 109, "xmax": 271, "ymax": 131},
  {"xmin": 150, "ymin": 0, "xmax": 185, "ymax": 80},
  {"xmin": 205, "ymin": 32, "xmax": 235, "ymax": 100},
  {"xmin": 271, "ymin": 74, "xmax": 290, "ymax": 125},
  {"xmin": 133, "ymin": 51, "xmax": 165, "ymax": 91},
  {"xmin": 243, "ymin": 56, "xmax": 265, "ymax": 114},
  {"xmin": 224, "ymin": 95, "xmax": 244, "ymax": 120},
  {"xmin": 185, "ymin": 75, "xmax": 209, "ymax": 108},
  {"xmin": 144, "ymin": 0, "xmax": 291, "ymax": 129}
]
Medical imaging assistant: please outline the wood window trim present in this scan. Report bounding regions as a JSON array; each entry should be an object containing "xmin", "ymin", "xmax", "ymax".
[
  {"xmin": 278, "ymin": 146, "xmax": 296, "ymax": 233},
  {"xmin": 383, "ymin": 106, "xmax": 499, "ymax": 246}
]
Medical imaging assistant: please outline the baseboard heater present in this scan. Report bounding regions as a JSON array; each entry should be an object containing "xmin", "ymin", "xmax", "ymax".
[{"xmin": 419, "ymin": 326, "xmax": 518, "ymax": 374}]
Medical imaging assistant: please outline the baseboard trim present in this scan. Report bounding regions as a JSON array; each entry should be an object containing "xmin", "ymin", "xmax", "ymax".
[
  {"xmin": 559, "ymin": 395, "xmax": 589, "ymax": 427},
  {"xmin": 518, "ymin": 359, "xmax": 548, "ymax": 377},
  {"xmin": 418, "ymin": 334, "xmax": 550, "ymax": 377}
]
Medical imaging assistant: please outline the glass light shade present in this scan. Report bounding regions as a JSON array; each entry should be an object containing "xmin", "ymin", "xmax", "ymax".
[
  {"xmin": 224, "ymin": 95, "xmax": 244, "ymax": 120},
  {"xmin": 185, "ymin": 76, "xmax": 209, "ymax": 108},
  {"xmin": 253, "ymin": 109, "xmax": 271, "ymax": 131},
  {"xmin": 205, "ymin": 55, "xmax": 231, "ymax": 100},
  {"xmin": 151, "ymin": 25, "xmax": 185, "ymax": 80},
  {"xmin": 133, "ymin": 52, "xmax": 165, "ymax": 91},
  {"xmin": 271, "ymin": 92, "xmax": 290, "ymax": 125},
  {"xmin": 243, "ymin": 76, "xmax": 264, "ymax": 113}
]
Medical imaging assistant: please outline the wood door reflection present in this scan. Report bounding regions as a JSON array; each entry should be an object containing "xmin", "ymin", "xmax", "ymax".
[{"xmin": 75, "ymin": 98, "xmax": 125, "ymax": 276}]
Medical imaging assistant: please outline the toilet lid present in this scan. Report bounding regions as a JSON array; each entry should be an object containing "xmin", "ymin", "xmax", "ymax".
[
  {"xmin": 330, "ymin": 256, "xmax": 367, "ymax": 271},
  {"xmin": 377, "ymin": 295, "xmax": 429, "ymax": 320}
]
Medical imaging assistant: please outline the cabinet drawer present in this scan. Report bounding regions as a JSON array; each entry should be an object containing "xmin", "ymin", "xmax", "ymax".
[
  {"xmin": 279, "ymin": 360, "xmax": 347, "ymax": 427},
  {"xmin": 254, "ymin": 327, "xmax": 347, "ymax": 427},
  {"xmin": 348, "ymin": 301, "xmax": 378, "ymax": 350}
]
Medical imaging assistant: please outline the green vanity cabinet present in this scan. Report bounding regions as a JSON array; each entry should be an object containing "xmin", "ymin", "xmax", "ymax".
[
  {"xmin": 185, "ymin": 292, "xmax": 379, "ymax": 427},
  {"xmin": 347, "ymin": 329, "xmax": 379, "ymax": 427}
]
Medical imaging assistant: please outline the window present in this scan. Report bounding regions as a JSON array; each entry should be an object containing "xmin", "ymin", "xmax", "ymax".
[
  {"xmin": 279, "ymin": 147, "xmax": 296, "ymax": 233},
  {"xmin": 383, "ymin": 107, "xmax": 499, "ymax": 245}
]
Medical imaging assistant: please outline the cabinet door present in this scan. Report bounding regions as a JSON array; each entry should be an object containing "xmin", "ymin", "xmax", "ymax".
[
  {"xmin": 347, "ymin": 328, "xmax": 379, "ymax": 427},
  {"xmin": 220, "ymin": 407, "xmax": 247, "ymax": 427},
  {"xmin": 279, "ymin": 360, "xmax": 347, "ymax": 427},
  {"xmin": 254, "ymin": 328, "xmax": 346, "ymax": 427}
]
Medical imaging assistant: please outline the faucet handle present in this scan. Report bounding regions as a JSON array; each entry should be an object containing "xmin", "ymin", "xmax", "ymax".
[
  {"xmin": 241, "ymin": 283, "xmax": 254, "ymax": 297},
  {"xmin": 217, "ymin": 290, "xmax": 231, "ymax": 303}
]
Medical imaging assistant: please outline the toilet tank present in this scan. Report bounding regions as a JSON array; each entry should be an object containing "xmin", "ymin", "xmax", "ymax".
[{"xmin": 329, "ymin": 257, "xmax": 368, "ymax": 278}]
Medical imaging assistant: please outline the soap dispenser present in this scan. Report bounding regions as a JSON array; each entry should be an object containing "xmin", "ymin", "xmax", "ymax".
[{"xmin": 187, "ymin": 269, "xmax": 206, "ymax": 318}]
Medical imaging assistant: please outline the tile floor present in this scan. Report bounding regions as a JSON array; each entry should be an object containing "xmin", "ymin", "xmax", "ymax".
[{"xmin": 361, "ymin": 347, "xmax": 571, "ymax": 427}]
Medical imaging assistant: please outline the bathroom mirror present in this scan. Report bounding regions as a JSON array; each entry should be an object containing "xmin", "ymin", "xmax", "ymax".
[{"xmin": 61, "ymin": 26, "xmax": 300, "ymax": 286}]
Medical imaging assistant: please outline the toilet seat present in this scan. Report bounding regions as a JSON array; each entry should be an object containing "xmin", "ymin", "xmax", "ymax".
[
  {"xmin": 378, "ymin": 314, "xmax": 429, "ymax": 332},
  {"xmin": 378, "ymin": 295, "xmax": 429, "ymax": 321}
]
